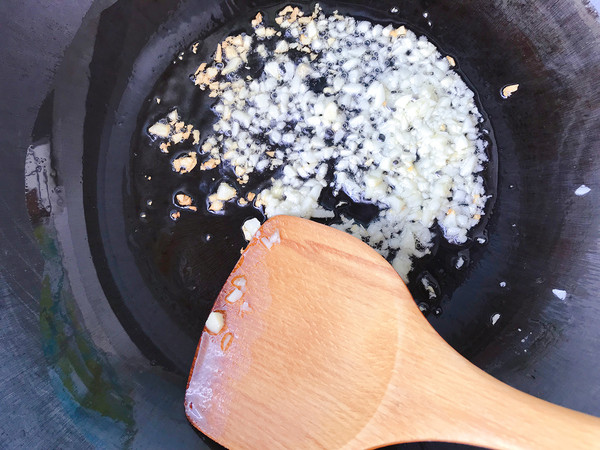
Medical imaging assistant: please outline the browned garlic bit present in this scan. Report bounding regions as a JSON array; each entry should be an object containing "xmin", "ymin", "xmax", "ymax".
[
  {"xmin": 175, "ymin": 193, "xmax": 198, "ymax": 211},
  {"xmin": 176, "ymin": 193, "xmax": 193, "ymax": 206},
  {"xmin": 170, "ymin": 211, "xmax": 181, "ymax": 220},
  {"xmin": 200, "ymin": 158, "xmax": 221, "ymax": 171},
  {"xmin": 207, "ymin": 182, "xmax": 237, "ymax": 212},
  {"xmin": 501, "ymin": 84, "xmax": 519, "ymax": 98},
  {"xmin": 171, "ymin": 132, "xmax": 184, "ymax": 144},
  {"xmin": 148, "ymin": 109, "xmax": 197, "ymax": 148},
  {"xmin": 192, "ymin": 129, "xmax": 201, "ymax": 145},
  {"xmin": 148, "ymin": 121, "xmax": 170, "ymax": 138},
  {"xmin": 251, "ymin": 12, "xmax": 263, "ymax": 28},
  {"xmin": 446, "ymin": 55, "xmax": 456, "ymax": 67},
  {"xmin": 389, "ymin": 26, "xmax": 407, "ymax": 38},
  {"xmin": 208, "ymin": 197, "xmax": 224, "ymax": 212},
  {"xmin": 168, "ymin": 109, "xmax": 179, "ymax": 123},
  {"xmin": 172, "ymin": 152, "xmax": 198, "ymax": 174}
]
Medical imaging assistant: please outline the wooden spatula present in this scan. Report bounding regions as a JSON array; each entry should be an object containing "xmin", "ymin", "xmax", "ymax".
[{"xmin": 185, "ymin": 215, "xmax": 600, "ymax": 449}]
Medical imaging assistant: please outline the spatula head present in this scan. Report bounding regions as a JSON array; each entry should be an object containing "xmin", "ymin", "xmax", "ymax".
[{"xmin": 185, "ymin": 215, "xmax": 413, "ymax": 448}]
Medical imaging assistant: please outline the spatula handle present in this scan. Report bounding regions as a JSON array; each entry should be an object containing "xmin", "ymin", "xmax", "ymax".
[
  {"xmin": 418, "ymin": 355, "xmax": 600, "ymax": 449},
  {"xmin": 350, "ymin": 315, "xmax": 600, "ymax": 449}
]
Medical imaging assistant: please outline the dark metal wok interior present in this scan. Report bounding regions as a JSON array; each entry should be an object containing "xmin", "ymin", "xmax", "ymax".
[{"xmin": 2, "ymin": 0, "xmax": 600, "ymax": 448}]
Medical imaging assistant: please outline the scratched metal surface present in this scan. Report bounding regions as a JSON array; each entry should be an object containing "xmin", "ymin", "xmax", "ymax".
[{"xmin": 0, "ymin": 1, "xmax": 599, "ymax": 449}]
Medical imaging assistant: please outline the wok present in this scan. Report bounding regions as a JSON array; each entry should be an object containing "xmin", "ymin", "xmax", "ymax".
[{"xmin": 2, "ymin": 0, "xmax": 600, "ymax": 448}]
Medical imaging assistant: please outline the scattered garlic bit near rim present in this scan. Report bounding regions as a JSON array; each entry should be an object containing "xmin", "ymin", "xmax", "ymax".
[
  {"xmin": 148, "ymin": 122, "xmax": 170, "ymax": 138},
  {"xmin": 490, "ymin": 313, "xmax": 501, "ymax": 325},
  {"xmin": 501, "ymin": 84, "xmax": 519, "ymax": 98},
  {"xmin": 552, "ymin": 289, "xmax": 567, "ymax": 300},
  {"xmin": 575, "ymin": 185, "xmax": 591, "ymax": 196},
  {"xmin": 148, "ymin": 109, "xmax": 196, "ymax": 147}
]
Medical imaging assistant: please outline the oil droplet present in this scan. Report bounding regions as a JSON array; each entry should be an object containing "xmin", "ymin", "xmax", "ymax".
[{"xmin": 221, "ymin": 332, "xmax": 234, "ymax": 352}]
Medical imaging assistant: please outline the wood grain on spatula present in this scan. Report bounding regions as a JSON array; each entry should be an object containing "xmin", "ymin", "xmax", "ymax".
[{"xmin": 186, "ymin": 216, "xmax": 600, "ymax": 449}]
